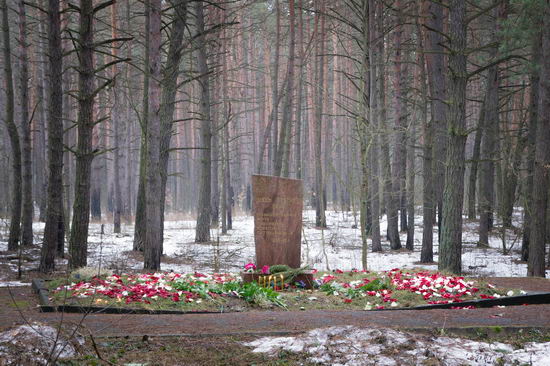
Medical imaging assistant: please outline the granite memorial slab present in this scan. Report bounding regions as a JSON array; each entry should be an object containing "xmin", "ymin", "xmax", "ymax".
[{"xmin": 252, "ymin": 174, "xmax": 303, "ymax": 268}]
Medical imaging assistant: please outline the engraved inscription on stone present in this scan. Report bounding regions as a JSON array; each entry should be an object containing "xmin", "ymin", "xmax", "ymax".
[{"xmin": 252, "ymin": 175, "xmax": 303, "ymax": 268}]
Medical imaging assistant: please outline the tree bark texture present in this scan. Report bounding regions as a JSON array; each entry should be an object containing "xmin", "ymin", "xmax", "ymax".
[
  {"xmin": 478, "ymin": 8, "xmax": 500, "ymax": 246},
  {"xmin": 439, "ymin": 0, "xmax": 467, "ymax": 274},
  {"xmin": 369, "ymin": 0, "xmax": 382, "ymax": 253},
  {"xmin": 160, "ymin": 0, "xmax": 187, "ymax": 245},
  {"xmin": 1, "ymin": 0, "xmax": 22, "ymax": 251},
  {"xmin": 69, "ymin": 0, "xmax": 96, "ymax": 269},
  {"xmin": 314, "ymin": 1, "xmax": 326, "ymax": 228},
  {"xmin": 528, "ymin": 1, "xmax": 550, "ymax": 277},
  {"xmin": 143, "ymin": 0, "xmax": 163, "ymax": 270},
  {"xmin": 194, "ymin": 0, "xmax": 212, "ymax": 242},
  {"xmin": 111, "ymin": 2, "xmax": 122, "ymax": 234},
  {"xmin": 275, "ymin": 0, "xmax": 295, "ymax": 178},
  {"xmin": 467, "ymin": 98, "xmax": 485, "ymax": 220},
  {"xmin": 40, "ymin": 0, "xmax": 64, "ymax": 272},
  {"xmin": 18, "ymin": 0, "xmax": 33, "ymax": 246},
  {"xmin": 425, "ymin": 0, "xmax": 446, "ymax": 240},
  {"xmin": 417, "ymin": 0, "xmax": 433, "ymax": 262},
  {"xmin": 521, "ymin": 31, "xmax": 541, "ymax": 261},
  {"xmin": 133, "ymin": 1, "xmax": 150, "ymax": 252}
]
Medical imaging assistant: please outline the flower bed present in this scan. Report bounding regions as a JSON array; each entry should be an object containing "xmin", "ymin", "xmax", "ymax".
[
  {"xmin": 51, "ymin": 272, "xmax": 285, "ymax": 311},
  {"xmin": 48, "ymin": 268, "xmax": 522, "ymax": 312},
  {"xmin": 316, "ymin": 268, "xmax": 523, "ymax": 309}
]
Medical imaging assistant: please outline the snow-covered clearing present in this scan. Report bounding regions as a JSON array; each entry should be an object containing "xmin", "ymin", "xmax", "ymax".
[
  {"xmin": 2, "ymin": 208, "xmax": 547, "ymax": 278},
  {"xmin": 245, "ymin": 325, "xmax": 550, "ymax": 366}
]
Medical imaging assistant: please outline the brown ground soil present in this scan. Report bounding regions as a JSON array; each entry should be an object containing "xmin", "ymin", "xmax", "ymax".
[{"xmin": 1, "ymin": 276, "xmax": 550, "ymax": 337}]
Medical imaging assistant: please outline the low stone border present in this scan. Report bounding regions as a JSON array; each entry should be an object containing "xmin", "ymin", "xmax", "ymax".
[
  {"xmin": 31, "ymin": 278, "xmax": 55, "ymax": 312},
  {"xmin": 375, "ymin": 292, "xmax": 550, "ymax": 311}
]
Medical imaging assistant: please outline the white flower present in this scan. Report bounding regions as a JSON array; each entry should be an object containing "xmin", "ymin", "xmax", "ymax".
[
  {"xmin": 506, "ymin": 290, "xmax": 514, "ymax": 296},
  {"xmin": 520, "ymin": 290, "xmax": 527, "ymax": 295},
  {"xmin": 390, "ymin": 302, "xmax": 399, "ymax": 307},
  {"xmin": 308, "ymin": 297, "xmax": 318, "ymax": 301}
]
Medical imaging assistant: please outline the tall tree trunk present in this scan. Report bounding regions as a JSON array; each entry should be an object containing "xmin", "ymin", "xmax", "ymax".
[
  {"xmin": 40, "ymin": 0, "xmax": 64, "ymax": 272},
  {"xmin": 133, "ymin": 1, "xmax": 150, "ymax": 252},
  {"xmin": 143, "ymin": 0, "xmax": 163, "ymax": 270},
  {"xmin": 69, "ymin": 0, "xmax": 96, "ymax": 269},
  {"xmin": 528, "ymin": 2, "xmax": 550, "ymax": 277},
  {"xmin": 221, "ymin": 25, "xmax": 229, "ymax": 234},
  {"xmin": 418, "ymin": 0, "xmax": 433, "ymax": 262},
  {"xmin": 35, "ymin": 10, "xmax": 48, "ymax": 223},
  {"xmin": 194, "ymin": 0, "xmax": 212, "ymax": 243},
  {"xmin": 425, "ymin": 0, "xmax": 446, "ymax": 241},
  {"xmin": 111, "ymin": 1, "xmax": 122, "ymax": 234},
  {"xmin": 521, "ymin": 31, "xmax": 541, "ymax": 261},
  {"xmin": 439, "ymin": 0, "xmax": 467, "ymax": 274},
  {"xmin": 294, "ymin": 0, "xmax": 304, "ymax": 179},
  {"xmin": 500, "ymin": 116, "xmax": 524, "ymax": 230},
  {"xmin": 377, "ymin": 2, "xmax": 400, "ymax": 249},
  {"xmin": 270, "ymin": 0, "xmax": 281, "ymax": 174},
  {"xmin": 160, "ymin": 0, "xmax": 187, "ymax": 245},
  {"xmin": 406, "ymin": 105, "xmax": 416, "ymax": 250},
  {"xmin": 393, "ymin": 0, "xmax": 408, "ymax": 234},
  {"xmin": 467, "ymin": 98, "xmax": 485, "ymax": 219},
  {"xmin": 1, "ymin": 0, "xmax": 22, "ymax": 251},
  {"xmin": 275, "ymin": 0, "xmax": 295, "ymax": 178},
  {"xmin": 369, "ymin": 0, "xmax": 382, "ymax": 253},
  {"xmin": 359, "ymin": 0, "xmax": 370, "ymax": 267},
  {"xmin": 478, "ymin": 8, "xmax": 500, "ymax": 246},
  {"xmin": 18, "ymin": 0, "xmax": 33, "ymax": 246},
  {"xmin": 314, "ymin": 0, "xmax": 326, "ymax": 228}
]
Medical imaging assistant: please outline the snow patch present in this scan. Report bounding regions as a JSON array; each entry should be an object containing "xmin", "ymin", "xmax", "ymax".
[
  {"xmin": 244, "ymin": 326, "xmax": 550, "ymax": 366},
  {"xmin": 1, "ymin": 209, "xmax": 548, "ymax": 278},
  {"xmin": 0, "ymin": 322, "xmax": 83, "ymax": 365},
  {"xmin": 0, "ymin": 281, "xmax": 30, "ymax": 287}
]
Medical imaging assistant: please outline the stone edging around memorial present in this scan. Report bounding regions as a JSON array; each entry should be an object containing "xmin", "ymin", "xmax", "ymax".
[{"xmin": 386, "ymin": 291, "xmax": 550, "ymax": 311}]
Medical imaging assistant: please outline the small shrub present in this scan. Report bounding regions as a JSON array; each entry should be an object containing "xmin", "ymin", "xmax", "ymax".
[{"xmin": 71, "ymin": 267, "xmax": 113, "ymax": 281}]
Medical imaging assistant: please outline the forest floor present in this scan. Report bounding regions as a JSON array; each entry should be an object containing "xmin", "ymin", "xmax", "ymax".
[
  {"xmin": 1, "ymin": 208, "xmax": 548, "ymax": 282},
  {"xmin": 1, "ymin": 210, "xmax": 550, "ymax": 364},
  {"xmin": 1, "ymin": 283, "xmax": 550, "ymax": 365}
]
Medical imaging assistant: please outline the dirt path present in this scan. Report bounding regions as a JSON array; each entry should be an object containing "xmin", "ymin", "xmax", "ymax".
[{"xmin": 1, "ymin": 276, "xmax": 550, "ymax": 337}]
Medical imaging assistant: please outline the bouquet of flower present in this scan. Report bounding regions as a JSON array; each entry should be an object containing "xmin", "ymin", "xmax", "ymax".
[{"xmin": 243, "ymin": 263, "xmax": 257, "ymax": 273}]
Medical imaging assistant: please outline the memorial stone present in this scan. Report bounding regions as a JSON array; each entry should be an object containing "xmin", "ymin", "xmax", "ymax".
[{"xmin": 252, "ymin": 174, "xmax": 303, "ymax": 268}]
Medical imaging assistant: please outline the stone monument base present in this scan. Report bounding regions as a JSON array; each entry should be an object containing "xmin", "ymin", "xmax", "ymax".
[{"xmin": 241, "ymin": 271, "xmax": 315, "ymax": 289}]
